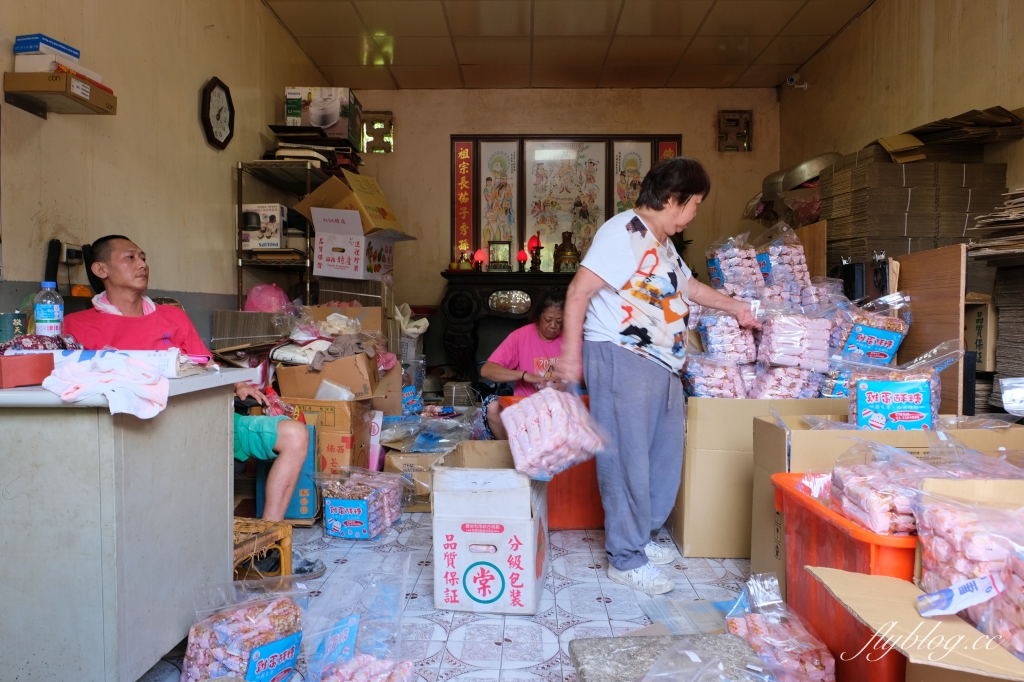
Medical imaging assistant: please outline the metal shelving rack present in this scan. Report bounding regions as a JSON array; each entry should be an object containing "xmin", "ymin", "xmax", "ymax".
[{"xmin": 236, "ymin": 160, "xmax": 330, "ymax": 309}]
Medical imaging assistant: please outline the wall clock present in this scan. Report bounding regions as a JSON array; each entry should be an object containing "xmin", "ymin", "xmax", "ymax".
[{"xmin": 201, "ymin": 77, "xmax": 234, "ymax": 150}]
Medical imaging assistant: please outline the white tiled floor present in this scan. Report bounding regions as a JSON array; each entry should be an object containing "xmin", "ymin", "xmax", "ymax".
[{"xmin": 286, "ymin": 513, "xmax": 750, "ymax": 682}]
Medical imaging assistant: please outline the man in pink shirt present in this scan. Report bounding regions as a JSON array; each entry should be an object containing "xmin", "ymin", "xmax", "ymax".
[
  {"xmin": 66, "ymin": 235, "xmax": 323, "ymax": 576},
  {"xmin": 479, "ymin": 290, "xmax": 564, "ymax": 438}
]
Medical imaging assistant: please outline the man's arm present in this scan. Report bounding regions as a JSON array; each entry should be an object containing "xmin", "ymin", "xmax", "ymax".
[
  {"xmin": 688, "ymin": 277, "xmax": 760, "ymax": 329},
  {"xmin": 556, "ymin": 266, "xmax": 607, "ymax": 382}
]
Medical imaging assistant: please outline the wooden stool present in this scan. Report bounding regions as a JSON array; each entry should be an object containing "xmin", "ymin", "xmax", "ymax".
[{"xmin": 233, "ymin": 518, "xmax": 293, "ymax": 580}]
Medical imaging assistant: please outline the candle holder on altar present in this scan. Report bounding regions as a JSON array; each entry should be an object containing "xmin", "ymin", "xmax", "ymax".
[
  {"xmin": 527, "ymin": 233, "xmax": 543, "ymax": 273},
  {"xmin": 517, "ymin": 247, "xmax": 528, "ymax": 273}
]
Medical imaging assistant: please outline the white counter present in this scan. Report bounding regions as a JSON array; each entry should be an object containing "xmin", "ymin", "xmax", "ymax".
[
  {"xmin": 0, "ymin": 367, "xmax": 258, "ymax": 682},
  {"xmin": 0, "ymin": 367, "xmax": 259, "ymax": 408}
]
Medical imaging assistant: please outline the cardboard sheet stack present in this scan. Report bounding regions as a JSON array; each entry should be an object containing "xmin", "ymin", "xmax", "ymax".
[
  {"xmin": 967, "ymin": 189, "xmax": 1024, "ymax": 266},
  {"xmin": 989, "ymin": 266, "xmax": 1024, "ymax": 408},
  {"xmin": 821, "ymin": 155, "xmax": 1007, "ymax": 268}
]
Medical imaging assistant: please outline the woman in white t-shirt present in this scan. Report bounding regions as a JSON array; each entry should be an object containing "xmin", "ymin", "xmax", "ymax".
[{"xmin": 557, "ymin": 157, "xmax": 759, "ymax": 595}]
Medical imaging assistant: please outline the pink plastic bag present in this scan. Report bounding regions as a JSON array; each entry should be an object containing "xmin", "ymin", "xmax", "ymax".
[{"xmin": 244, "ymin": 283, "xmax": 292, "ymax": 313}]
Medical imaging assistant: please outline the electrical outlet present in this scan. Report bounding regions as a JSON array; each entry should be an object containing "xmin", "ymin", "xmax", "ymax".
[{"xmin": 60, "ymin": 243, "xmax": 84, "ymax": 265}]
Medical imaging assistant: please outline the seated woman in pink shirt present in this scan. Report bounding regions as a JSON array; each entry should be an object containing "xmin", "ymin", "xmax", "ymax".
[{"xmin": 479, "ymin": 289, "xmax": 564, "ymax": 439}]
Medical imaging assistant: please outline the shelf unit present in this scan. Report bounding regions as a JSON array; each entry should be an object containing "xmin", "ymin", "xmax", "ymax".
[{"xmin": 235, "ymin": 160, "xmax": 330, "ymax": 309}]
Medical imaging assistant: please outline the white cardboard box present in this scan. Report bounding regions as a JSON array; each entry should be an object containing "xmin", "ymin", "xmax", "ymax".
[
  {"xmin": 242, "ymin": 203, "xmax": 287, "ymax": 250},
  {"xmin": 285, "ymin": 86, "xmax": 362, "ymax": 147},
  {"xmin": 311, "ymin": 207, "xmax": 400, "ymax": 281},
  {"xmin": 432, "ymin": 442, "xmax": 549, "ymax": 615}
]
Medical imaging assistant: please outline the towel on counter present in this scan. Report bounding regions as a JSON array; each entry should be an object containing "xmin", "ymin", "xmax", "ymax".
[
  {"xmin": 311, "ymin": 334, "xmax": 377, "ymax": 371},
  {"xmin": 42, "ymin": 354, "xmax": 170, "ymax": 419}
]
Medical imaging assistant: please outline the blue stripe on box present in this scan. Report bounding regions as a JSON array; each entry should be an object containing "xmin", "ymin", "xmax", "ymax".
[{"xmin": 14, "ymin": 34, "xmax": 80, "ymax": 59}]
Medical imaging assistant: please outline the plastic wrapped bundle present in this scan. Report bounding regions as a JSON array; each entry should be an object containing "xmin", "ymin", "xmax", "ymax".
[
  {"xmin": 836, "ymin": 292, "xmax": 912, "ymax": 363},
  {"xmin": 316, "ymin": 468, "xmax": 410, "ymax": 540},
  {"xmin": 756, "ymin": 310, "xmax": 833, "ymax": 373},
  {"xmin": 499, "ymin": 387, "xmax": 604, "ymax": 480},
  {"xmin": 705, "ymin": 233, "xmax": 763, "ymax": 301},
  {"xmin": 683, "ymin": 354, "xmax": 748, "ymax": 399},
  {"xmin": 746, "ymin": 365, "xmax": 822, "ymax": 400},
  {"xmin": 801, "ymin": 277, "xmax": 845, "ymax": 308},
  {"xmin": 984, "ymin": 551, "xmax": 1024, "ymax": 660},
  {"xmin": 920, "ymin": 432, "xmax": 1024, "ymax": 480},
  {"xmin": 830, "ymin": 441, "xmax": 947, "ymax": 535},
  {"xmin": 697, "ymin": 309, "xmax": 757, "ymax": 364},
  {"xmin": 181, "ymin": 579, "xmax": 308, "ymax": 682},
  {"xmin": 725, "ymin": 573, "xmax": 836, "ymax": 682},
  {"xmin": 847, "ymin": 340, "xmax": 963, "ymax": 431},
  {"xmin": 752, "ymin": 223, "xmax": 811, "ymax": 305}
]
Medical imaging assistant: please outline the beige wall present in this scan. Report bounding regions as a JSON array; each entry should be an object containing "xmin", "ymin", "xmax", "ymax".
[
  {"xmin": 780, "ymin": 0, "xmax": 1024, "ymax": 188},
  {"xmin": 357, "ymin": 88, "xmax": 780, "ymax": 306},
  {"xmin": 0, "ymin": 0, "xmax": 326, "ymax": 294}
]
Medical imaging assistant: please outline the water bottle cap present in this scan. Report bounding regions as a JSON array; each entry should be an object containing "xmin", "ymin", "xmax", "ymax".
[{"xmin": 41, "ymin": 281, "xmax": 57, "ymax": 288}]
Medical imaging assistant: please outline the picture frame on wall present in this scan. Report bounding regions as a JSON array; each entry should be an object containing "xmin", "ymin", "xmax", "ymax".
[
  {"xmin": 612, "ymin": 141, "xmax": 653, "ymax": 215},
  {"xmin": 479, "ymin": 141, "xmax": 519, "ymax": 250},
  {"xmin": 524, "ymin": 139, "xmax": 606, "ymax": 271},
  {"xmin": 487, "ymin": 240, "xmax": 512, "ymax": 271},
  {"xmin": 657, "ymin": 139, "xmax": 680, "ymax": 160}
]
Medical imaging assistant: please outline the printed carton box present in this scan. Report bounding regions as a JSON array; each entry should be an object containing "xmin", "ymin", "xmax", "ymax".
[
  {"xmin": 285, "ymin": 86, "xmax": 362, "ymax": 147},
  {"xmin": 283, "ymin": 398, "xmax": 372, "ymax": 473},
  {"xmin": 242, "ymin": 203, "xmax": 287, "ymax": 250},
  {"xmin": 432, "ymin": 442, "xmax": 549, "ymax": 615}
]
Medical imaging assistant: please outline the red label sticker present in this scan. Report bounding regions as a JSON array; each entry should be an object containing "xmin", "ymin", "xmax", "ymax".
[
  {"xmin": 890, "ymin": 411, "xmax": 925, "ymax": 422},
  {"xmin": 461, "ymin": 523, "xmax": 504, "ymax": 533}
]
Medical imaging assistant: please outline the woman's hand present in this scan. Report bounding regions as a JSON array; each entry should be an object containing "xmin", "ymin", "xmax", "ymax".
[
  {"xmin": 522, "ymin": 372, "xmax": 546, "ymax": 384},
  {"xmin": 735, "ymin": 305, "xmax": 760, "ymax": 330},
  {"xmin": 235, "ymin": 382, "xmax": 269, "ymax": 406}
]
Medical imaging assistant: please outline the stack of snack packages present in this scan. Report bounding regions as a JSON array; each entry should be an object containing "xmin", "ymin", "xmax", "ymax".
[
  {"xmin": 315, "ymin": 468, "xmax": 408, "ymax": 540},
  {"xmin": 749, "ymin": 306, "xmax": 831, "ymax": 399},
  {"xmin": 725, "ymin": 572, "xmax": 836, "ymax": 682},
  {"xmin": 753, "ymin": 223, "xmax": 811, "ymax": 305}
]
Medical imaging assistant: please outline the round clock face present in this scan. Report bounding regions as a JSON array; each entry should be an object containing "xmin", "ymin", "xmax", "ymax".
[{"xmin": 209, "ymin": 87, "xmax": 231, "ymax": 142}]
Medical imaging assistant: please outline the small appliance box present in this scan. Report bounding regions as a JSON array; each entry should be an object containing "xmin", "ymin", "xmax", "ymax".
[
  {"xmin": 432, "ymin": 442, "xmax": 549, "ymax": 615},
  {"xmin": 282, "ymin": 397, "xmax": 372, "ymax": 473},
  {"xmin": 242, "ymin": 203, "xmax": 287, "ymax": 250},
  {"xmin": 256, "ymin": 422, "xmax": 318, "ymax": 520},
  {"xmin": 285, "ymin": 86, "xmax": 362, "ymax": 148}
]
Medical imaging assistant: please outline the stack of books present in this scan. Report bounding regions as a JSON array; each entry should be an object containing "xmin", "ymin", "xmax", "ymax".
[
  {"xmin": 264, "ymin": 125, "xmax": 362, "ymax": 173},
  {"xmin": 13, "ymin": 33, "xmax": 113, "ymax": 96}
]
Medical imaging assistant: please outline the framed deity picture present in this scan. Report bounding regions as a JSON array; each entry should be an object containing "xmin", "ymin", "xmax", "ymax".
[
  {"xmin": 524, "ymin": 139, "xmax": 606, "ymax": 271},
  {"xmin": 487, "ymin": 240, "xmax": 512, "ymax": 271},
  {"xmin": 479, "ymin": 141, "xmax": 519, "ymax": 251},
  {"xmin": 612, "ymin": 141, "xmax": 653, "ymax": 215}
]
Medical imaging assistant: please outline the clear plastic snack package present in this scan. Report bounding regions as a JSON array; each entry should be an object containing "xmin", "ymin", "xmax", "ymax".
[
  {"xmin": 847, "ymin": 339, "xmax": 963, "ymax": 430},
  {"xmin": 698, "ymin": 309, "xmax": 757, "ymax": 364},
  {"xmin": 819, "ymin": 343, "xmax": 893, "ymax": 399},
  {"xmin": 304, "ymin": 555, "xmax": 415, "ymax": 682},
  {"xmin": 801, "ymin": 416, "xmax": 857, "ymax": 431},
  {"xmin": 641, "ymin": 642, "xmax": 772, "ymax": 682},
  {"xmin": 830, "ymin": 441, "xmax": 948, "ymax": 535},
  {"xmin": 683, "ymin": 354, "xmax": 748, "ymax": 399},
  {"xmin": 181, "ymin": 576, "xmax": 310, "ymax": 682},
  {"xmin": 920, "ymin": 431, "xmax": 1024, "ymax": 480},
  {"xmin": 835, "ymin": 291, "xmax": 912, "ymax": 363},
  {"xmin": 725, "ymin": 572, "xmax": 836, "ymax": 682},
  {"xmin": 499, "ymin": 386, "xmax": 604, "ymax": 480},
  {"xmin": 755, "ymin": 306, "xmax": 833, "ymax": 373},
  {"xmin": 751, "ymin": 223, "xmax": 811, "ymax": 305},
  {"xmin": 315, "ymin": 468, "xmax": 411, "ymax": 540},
  {"xmin": 705, "ymin": 233, "xmax": 764, "ymax": 302},
  {"xmin": 745, "ymin": 364, "xmax": 823, "ymax": 400},
  {"xmin": 1000, "ymin": 377, "xmax": 1024, "ymax": 416},
  {"xmin": 801, "ymin": 276, "xmax": 845, "ymax": 309}
]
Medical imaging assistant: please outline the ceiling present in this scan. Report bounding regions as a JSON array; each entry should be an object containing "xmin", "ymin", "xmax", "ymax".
[{"xmin": 266, "ymin": 0, "xmax": 874, "ymax": 89}]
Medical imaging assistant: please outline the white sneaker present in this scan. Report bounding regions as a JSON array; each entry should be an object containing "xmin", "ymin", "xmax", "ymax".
[
  {"xmin": 607, "ymin": 562, "xmax": 674, "ymax": 595},
  {"xmin": 644, "ymin": 541, "xmax": 674, "ymax": 565}
]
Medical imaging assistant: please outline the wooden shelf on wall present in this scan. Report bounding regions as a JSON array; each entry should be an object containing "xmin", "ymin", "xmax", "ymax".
[{"xmin": 4, "ymin": 72, "xmax": 116, "ymax": 119}]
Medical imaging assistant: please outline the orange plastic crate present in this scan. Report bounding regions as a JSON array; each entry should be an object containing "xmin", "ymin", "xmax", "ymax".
[
  {"xmin": 498, "ymin": 395, "xmax": 603, "ymax": 530},
  {"xmin": 772, "ymin": 472, "xmax": 917, "ymax": 682}
]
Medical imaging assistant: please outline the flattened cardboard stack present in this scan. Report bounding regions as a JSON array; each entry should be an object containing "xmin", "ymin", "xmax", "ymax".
[
  {"xmin": 967, "ymin": 189, "xmax": 1024, "ymax": 266},
  {"xmin": 989, "ymin": 266, "xmax": 1024, "ymax": 408},
  {"xmin": 822, "ymin": 158, "xmax": 1007, "ymax": 268}
]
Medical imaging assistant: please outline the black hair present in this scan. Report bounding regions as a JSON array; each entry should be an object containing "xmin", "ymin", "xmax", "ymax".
[
  {"xmin": 529, "ymin": 289, "xmax": 565, "ymax": 323},
  {"xmin": 91, "ymin": 235, "xmax": 132, "ymax": 264},
  {"xmin": 635, "ymin": 157, "xmax": 711, "ymax": 211}
]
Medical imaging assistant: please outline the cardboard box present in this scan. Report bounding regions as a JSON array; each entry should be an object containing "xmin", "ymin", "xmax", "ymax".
[
  {"xmin": 669, "ymin": 397, "xmax": 844, "ymax": 559},
  {"xmin": 965, "ymin": 292, "xmax": 997, "ymax": 372},
  {"xmin": 293, "ymin": 171, "xmax": 412, "ymax": 241},
  {"xmin": 432, "ymin": 441, "xmax": 549, "ymax": 615},
  {"xmin": 372, "ymin": 365, "xmax": 404, "ymax": 416},
  {"xmin": 285, "ymin": 86, "xmax": 362, "ymax": 147},
  {"xmin": 317, "ymin": 276, "xmax": 396, "ymax": 316},
  {"xmin": 751, "ymin": 415, "xmax": 1024, "ymax": 598},
  {"xmin": 256, "ymin": 422, "xmax": 319, "ymax": 520},
  {"xmin": 0, "ymin": 353, "xmax": 54, "ymax": 388},
  {"xmin": 284, "ymin": 398, "xmax": 372, "ymax": 473},
  {"xmin": 385, "ymin": 451, "xmax": 447, "ymax": 512},
  {"xmin": 242, "ymin": 203, "xmax": 287, "ymax": 250},
  {"xmin": 310, "ymin": 206, "xmax": 409, "ymax": 281},
  {"xmin": 810, "ymin": 567, "xmax": 1024, "ymax": 681},
  {"xmin": 304, "ymin": 305, "xmax": 384, "ymax": 335},
  {"xmin": 400, "ymin": 335, "xmax": 424, "ymax": 363},
  {"xmin": 276, "ymin": 353, "xmax": 379, "ymax": 400},
  {"xmin": 3, "ymin": 72, "xmax": 116, "ymax": 115}
]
